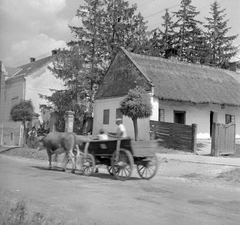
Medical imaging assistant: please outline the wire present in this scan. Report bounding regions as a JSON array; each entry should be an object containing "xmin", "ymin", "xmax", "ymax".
[
  {"xmin": 145, "ymin": 4, "xmax": 180, "ymax": 19},
  {"xmin": 2, "ymin": 0, "xmax": 235, "ymax": 66},
  {"xmin": 148, "ymin": 0, "xmax": 234, "ymax": 30}
]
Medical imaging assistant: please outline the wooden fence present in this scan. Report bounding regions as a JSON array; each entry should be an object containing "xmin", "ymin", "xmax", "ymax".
[
  {"xmin": 211, "ymin": 122, "xmax": 236, "ymax": 156},
  {"xmin": 150, "ymin": 121, "xmax": 197, "ymax": 153}
]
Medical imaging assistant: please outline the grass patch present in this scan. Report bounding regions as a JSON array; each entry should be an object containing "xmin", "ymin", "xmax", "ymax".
[
  {"xmin": 0, "ymin": 199, "xmax": 64, "ymax": 225},
  {"xmin": 0, "ymin": 147, "xmax": 48, "ymax": 161}
]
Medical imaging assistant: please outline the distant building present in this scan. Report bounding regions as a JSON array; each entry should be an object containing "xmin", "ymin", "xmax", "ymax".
[{"xmin": 0, "ymin": 51, "xmax": 64, "ymax": 146}]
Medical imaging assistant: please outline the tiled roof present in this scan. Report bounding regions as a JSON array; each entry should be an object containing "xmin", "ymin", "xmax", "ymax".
[
  {"xmin": 6, "ymin": 56, "xmax": 54, "ymax": 81},
  {"xmin": 121, "ymin": 48, "xmax": 240, "ymax": 106}
]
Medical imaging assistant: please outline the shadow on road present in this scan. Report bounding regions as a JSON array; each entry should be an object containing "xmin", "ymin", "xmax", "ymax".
[
  {"xmin": 31, "ymin": 165, "xmax": 66, "ymax": 172},
  {"xmin": 31, "ymin": 165, "xmax": 141, "ymax": 181}
]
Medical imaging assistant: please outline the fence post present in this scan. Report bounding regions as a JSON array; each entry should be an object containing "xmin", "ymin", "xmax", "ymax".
[
  {"xmin": 211, "ymin": 123, "xmax": 215, "ymax": 156},
  {"xmin": 211, "ymin": 123, "xmax": 219, "ymax": 156},
  {"xmin": 191, "ymin": 124, "xmax": 197, "ymax": 153},
  {"xmin": 65, "ymin": 111, "xmax": 74, "ymax": 132}
]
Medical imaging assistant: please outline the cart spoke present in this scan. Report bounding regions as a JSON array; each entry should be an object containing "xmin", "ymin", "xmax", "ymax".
[
  {"xmin": 81, "ymin": 153, "xmax": 95, "ymax": 176},
  {"xmin": 137, "ymin": 154, "xmax": 158, "ymax": 180},
  {"xmin": 123, "ymin": 168, "xmax": 128, "ymax": 177},
  {"xmin": 139, "ymin": 166, "xmax": 146, "ymax": 176},
  {"xmin": 111, "ymin": 149, "xmax": 133, "ymax": 181}
]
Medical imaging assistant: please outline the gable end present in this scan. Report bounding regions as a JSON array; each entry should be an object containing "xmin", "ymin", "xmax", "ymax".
[{"xmin": 95, "ymin": 50, "xmax": 152, "ymax": 100}]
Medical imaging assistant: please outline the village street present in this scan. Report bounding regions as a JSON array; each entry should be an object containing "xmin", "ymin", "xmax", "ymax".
[{"xmin": 0, "ymin": 154, "xmax": 239, "ymax": 225}]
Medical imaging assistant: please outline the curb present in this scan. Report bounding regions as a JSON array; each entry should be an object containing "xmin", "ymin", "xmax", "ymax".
[{"xmin": 157, "ymin": 153, "xmax": 240, "ymax": 167}]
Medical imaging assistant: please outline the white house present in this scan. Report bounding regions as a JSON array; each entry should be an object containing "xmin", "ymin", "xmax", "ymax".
[
  {"xmin": 93, "ymin": 48, "xmax": 240, "ymax": 141},
  {"xmin": 0, "ymin": 51, "xmax": 64, "ymax": 146}
]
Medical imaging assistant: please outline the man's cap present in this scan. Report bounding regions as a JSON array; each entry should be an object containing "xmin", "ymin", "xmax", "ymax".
[{"xmin": 116, "ymin": 118, "xmax": 122, "ymax": 122}]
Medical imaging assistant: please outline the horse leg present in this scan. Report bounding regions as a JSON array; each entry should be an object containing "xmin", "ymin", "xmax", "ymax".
[
  {"xmin": 61, "ymin": 153, "xmax": 69, "ymax": 172},
  {"xmin": 53, "ymin": 153, "xmax": 59, "ymax": 168},
  {"xmin": 68, "ymin": 149, "xmax": 76, "ymax": 173},
  {"xmin": 47, "ymin": 149, "xmax": 52, "ymax": 169},
  {"xmin": 75, "ymin": 145, "xmax": 81, "ymax": 171}
]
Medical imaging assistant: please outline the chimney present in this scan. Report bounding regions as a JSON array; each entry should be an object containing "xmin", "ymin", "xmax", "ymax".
[
  {"xmin": 30, "ymin": 57, "xmax": 36, "ymax": 63},
  {"xmin": 52, "ymin": 50, "xmax": 57, "ymax": 55},
  {"xmin": 165, "ymin": 48, "xmax": 178, "ymax": 61}
]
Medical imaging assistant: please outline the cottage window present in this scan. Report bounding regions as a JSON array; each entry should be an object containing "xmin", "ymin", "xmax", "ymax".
[
  {"xmin": 174, "ymin": 111, "xmax": 186, "ymax": 124},
  {"xmin": 225, "ymin": 114, "xmax": 235, "ymax": 124},
  {"xmin": 103, "ymin": 109, "xmax": 110, "ymax": 125},
  {"xmin": 116, "ymin": 108, "xmax": 123, "ymax": 120},
  {"xmin": 158, "ymin": 109, "xmax": 165, "ymax": 122}
]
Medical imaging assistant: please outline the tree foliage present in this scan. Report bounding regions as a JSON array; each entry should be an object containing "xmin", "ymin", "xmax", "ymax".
[
  {"xmin": 45, "ymin": 0, "xmax": 149, "ymax": 134},
  {"xmin": 69, "ymin": 0, "xmax": 148, "ymax": 62},
  {"xmin": 10, "ymin": 100, "xmax": 34, "ymax": 146},
  {"xmin": 172, "ymin": 0, "xmax": 203, "ymax": 62},
  {"xmin": 204, "ymin": 1, "xmax": 238, "ymax": 68},
  {"xmin": 41, "ymin": 47, "xmax": 91, "ymax": 133},
  {"xmin": 120, "ymin": 86, "xmax": 152, "ymax": 141},
  {"xmin": 146, "ymin": 0, "xmax": 238, "ymax": 66},
  {"xmin": 10, "ymin": 100, "xmax": 34, "ymax": 123},
  {"xmin": 146, "ymin": 9, "xmax": 176, "ymax": 58},
  {"xmin": 43, "ymin": 0, "xmax": 238, "ymax": 134}
]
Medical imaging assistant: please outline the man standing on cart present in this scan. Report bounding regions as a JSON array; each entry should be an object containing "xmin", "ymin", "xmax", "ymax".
[
  {"xmin": 108, "ymin": 118, "xmax": 127, "ymax": 138},
  {"xmin": 115, "ymin": 118, "xmax": 127, "ymax": 138}
]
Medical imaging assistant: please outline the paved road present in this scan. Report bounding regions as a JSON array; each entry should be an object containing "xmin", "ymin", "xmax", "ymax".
[{"xmin": 0, "ymin": 155, "xmax": 239, "ymax": 225}]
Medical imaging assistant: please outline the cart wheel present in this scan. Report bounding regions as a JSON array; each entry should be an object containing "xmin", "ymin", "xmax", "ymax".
[
  {"xmin": 106, "ymin": 165, "xmax": 119, "ymax": 176},
  {"xmin": 82, "ymin": 153, "xmax": 95, "ymax": 176},
  {"xmin": 137, "ymin": 153, "xmax": 158, "ymax": 180},
  {"xmin": 111, "ymin": 149, "xmax": 134, "ymax": 181}
]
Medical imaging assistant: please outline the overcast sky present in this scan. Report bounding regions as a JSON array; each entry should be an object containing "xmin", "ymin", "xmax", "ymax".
[{"xmin": 0, "ymin": 0, "xmax": 239, "ymax": 67}]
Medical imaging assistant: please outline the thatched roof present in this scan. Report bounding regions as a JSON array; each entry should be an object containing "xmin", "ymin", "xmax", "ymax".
[{"xmin": 120, "ymin": 48, "xmax": 240, "ymax": 106}]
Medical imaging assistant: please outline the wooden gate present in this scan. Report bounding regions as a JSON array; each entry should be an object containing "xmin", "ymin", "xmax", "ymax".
[{"xmin": 211, "ymin": 122, "xmax": 236, "ymax": 156}]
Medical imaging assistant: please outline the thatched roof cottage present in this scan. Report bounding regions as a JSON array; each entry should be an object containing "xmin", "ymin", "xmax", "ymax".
[{"xmin": 93, "ymin": 48, "xmax": 240, "ymax": 140}]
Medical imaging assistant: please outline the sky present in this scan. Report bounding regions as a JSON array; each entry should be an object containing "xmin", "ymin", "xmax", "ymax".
[{"xmin": 0, "ymin": 0, "xmax": 239, "ymax": 67}]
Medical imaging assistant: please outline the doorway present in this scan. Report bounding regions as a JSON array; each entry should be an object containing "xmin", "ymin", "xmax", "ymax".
[
  {"xmin": 210, "ymin": 111, "xmax": 218, "ymax": 137},
  {"xmin": 174, "ymin": 111, "xmax": 186, "ymax": 124}
]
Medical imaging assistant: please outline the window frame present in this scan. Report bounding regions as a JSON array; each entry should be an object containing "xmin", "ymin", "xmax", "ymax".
[
  {"xmin": 158, "ymin": 109, "xmax": 165, "ymax": 122},
  {"xmin": 103, "ymin": 109, "xmax": 110, "ymax": 125},
  {"xmin": 225, "ymin": 114, "xmax": 235, "ymax": 124}
]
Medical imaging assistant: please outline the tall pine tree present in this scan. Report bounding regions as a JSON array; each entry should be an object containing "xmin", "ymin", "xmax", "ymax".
[
  {"xmin": 45, "ymin": 0, "xmax": 149, "ymax": 134},
  {"xmin": 173, "ymin": 0, "xmax": 203, "ymax": 62},
  {"xmin": 204, "ymin": 1, "xmax": 238, "ymax": 68},
  {"xmin": 102, "ymin": 0, "xmax": 148, "ymax": 61},
  {"xmin": 146, "ymin": 9, "xmax": 175, "ymax": 58},
  {"xmin": 161, "ymin": 9, "xmax": 176, "ymax": 58},
  {"xmin": 69, "ymin": 0, "xmax": 106, "ymax": 106}
]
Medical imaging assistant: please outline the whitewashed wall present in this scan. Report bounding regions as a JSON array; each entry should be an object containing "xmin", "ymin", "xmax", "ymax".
[
  {"xmin": 1, "ymin": 78, "xmax": 25, "ymax": 145},
  {"xmin": 152, "ymin": 98, "xmax": 240, "ymax": 139},
  {"xmin": 94, "ymin": 96, "xmax": 240, "ymax": 140},
  {"xmin": 25, "ymin": 63, "xmax": 64, "ymax": 122},
  {"xmin": 93, "ymin": 97, "xmax": 150, "ymax": 141},
  {"xmin": 1, "ymin": 63, "xmax": 64, "ymax": 146}
]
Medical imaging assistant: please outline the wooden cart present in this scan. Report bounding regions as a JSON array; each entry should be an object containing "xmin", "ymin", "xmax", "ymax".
[{"xmin": 79, "ymin": 138, "xmax": 159, "ymax": 181}]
